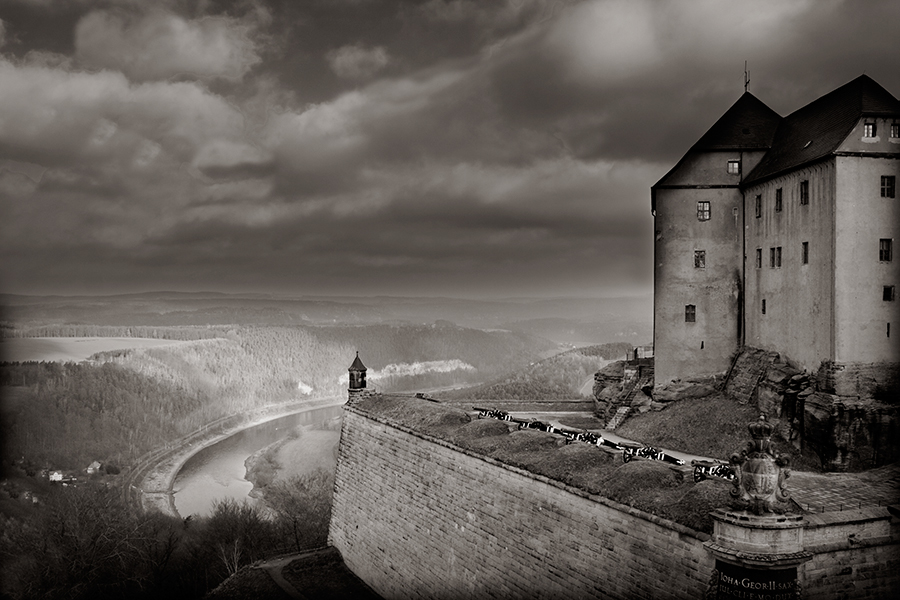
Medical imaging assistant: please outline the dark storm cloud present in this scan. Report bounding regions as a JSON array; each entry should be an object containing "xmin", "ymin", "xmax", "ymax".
[{"xmin": 0, "ymin": 0, "xmax": 898, "ymax": 297}]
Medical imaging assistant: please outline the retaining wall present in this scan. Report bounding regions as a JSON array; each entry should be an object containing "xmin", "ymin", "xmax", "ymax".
[
  {"xmin": 328, "ymin": 401, "xmax": 900, "ymax": 599},
  {"xmin": 329, "ymin": 406, "xmax": 713, "ymax": 600}
]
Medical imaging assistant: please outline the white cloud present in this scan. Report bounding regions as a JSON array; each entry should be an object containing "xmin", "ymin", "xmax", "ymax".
[
  {"xmin": 0, "ymin": 58, "xmax": 246, "ymax": 167},
  {"xmin": 544, "ymin": 0, "xmax": 823, "ymax": 86},
  {"xmin": 75, "ymin": 9, "xmax": 261, "ymax": 82},
  {"xmin": 327, "ymin": 44, "xmax": 390, "ymax": 80}
]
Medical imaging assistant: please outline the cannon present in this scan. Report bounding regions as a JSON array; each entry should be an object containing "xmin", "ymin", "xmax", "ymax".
[
  {"xmin": 621, "ymin": 442, "xmax": 685, "ymax": 465},
  {"xmin": 474, "ymin": 407, "xmax": 511, "ymax": 421},
  {"xmin": 691, "ymin": 459, "xmax": 735, "ymax": 482}
]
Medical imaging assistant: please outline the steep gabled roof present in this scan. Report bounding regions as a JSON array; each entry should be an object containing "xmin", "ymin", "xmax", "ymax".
[
  {"xmin": 653, "ymin": 92, "xmax": 781, "ymax": 190},
  {"xmin": 744, "ymin": 75, "xmax": 900, "ymax": 185},
  {"xmin": 691, "ymin": 92, "xmax": 782, "ymax": 152}
]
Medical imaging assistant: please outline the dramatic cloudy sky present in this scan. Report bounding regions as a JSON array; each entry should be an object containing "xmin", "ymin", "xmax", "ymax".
[{"xmin": 1, "ymin": 0, "xmax": 898, "ymax": 298}]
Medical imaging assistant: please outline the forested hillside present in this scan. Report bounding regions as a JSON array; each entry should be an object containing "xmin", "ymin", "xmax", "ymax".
[
  {"xmin": 437, "ymin": 343, "xmax": 632, "ymax": 401},
  {"xmin": 1, "ymin": 324, "xmax": 553, "ymax": 470}
]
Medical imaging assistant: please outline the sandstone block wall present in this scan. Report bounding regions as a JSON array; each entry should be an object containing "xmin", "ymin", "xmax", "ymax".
[
  {"xmin": 802, "ymin": 509, "xmax": 900, "ymax": 599},
  {"xmin": 329, "ymin": 407, "xmax": 713, "ymax": 600}
]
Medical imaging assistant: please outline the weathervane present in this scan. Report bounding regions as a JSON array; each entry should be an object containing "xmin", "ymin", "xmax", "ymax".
[{"xmin": 744, "ymin": 61, "xmax": 750, "ymax": 93}]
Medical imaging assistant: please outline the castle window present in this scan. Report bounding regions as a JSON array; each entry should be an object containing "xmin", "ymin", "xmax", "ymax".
[
  {"xmin": 685, "ymin": 304, "xmax": 696, "ymax": 323},
  {"xmin": 864, "ymin": 122, "xmax": 876, "ymax": 138},
  {"xmin": 727, "ymin": 160, "xmax": 741, "ymax": 175},
  {"xmin": 762, "ymin": 299, "xmax": 766, "ymax": 314},
  {"xmin": 884, "ymin": 286, "xmax": 896, "ymax": 302},
  {"xmin": 802, "ymin": 241, "xmax": 809, "ymax": 265},
  {"xmin": 881, "ymin": 239, "xmax": 893, "ymax": 262},
  {"xmin": 694, "ymin": 250, "xmax": 706, "ymax": 269},
  {"xmin": 775, "ymin": 188, "xmax": 783, "ymax": 212},
  {"xmin": 800, "ymin": 180, "xmax": 809, "ymax": 205},
  {"xmin": 776, "ymin": 246, "xmax": 782, "ymax": 268},
  {"xmin": 697, "ymin": 201, "xmax": 710, "ymax": 221},
  {"xmin": 756, "ymin": 248, "xmax": 762, "ymax": 269},
  {"xmin": 882, "ymin": 176, "xmax": 896, "ymax": 198},
  {"xmin": 892, "ymin": 123, "xmax": 900, "ymax": 138},
  {"xmin": 755, "ymin": 195, "xmax": 762, "ymax": 218},
  {"xmin": 770, "ymin": 247, "xmax": 776, "ymax": 268}
]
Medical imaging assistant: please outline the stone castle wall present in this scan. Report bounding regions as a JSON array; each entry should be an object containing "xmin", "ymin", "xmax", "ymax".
[
  {"xmin": 328, "ymin": 401, "xmax": 899, "ymax": 599},
  {"xmin": 329, "ymin": 406, "xmax": 713, "ymax": 600}
]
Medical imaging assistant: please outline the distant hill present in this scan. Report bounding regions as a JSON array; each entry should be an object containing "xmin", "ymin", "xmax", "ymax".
[
  {"xmin": 437, "ymin": 343, "xmax": 633, "ymax": 401},
  {"xmin": 0, "ymin": 323, "xmax": 555, "ymax": 469},
  {"xmin": 0, "ymin": 292, "xmax": 651, "ymax": 344}
]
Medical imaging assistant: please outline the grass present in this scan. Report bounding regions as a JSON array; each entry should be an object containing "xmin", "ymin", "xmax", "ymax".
[
  {"xmin": 615, "ymin": 392, "xmax": 823, "ymax": 471},
  {"xmin": 352, "ymin": 394, "xmax": 752, "ymax": 533}
]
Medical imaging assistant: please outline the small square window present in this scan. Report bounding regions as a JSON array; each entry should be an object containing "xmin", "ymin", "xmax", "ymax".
[
  {"xmin": 802, "ymin": 241, "xmax": 809, "ymax": 265},
  {"xmin": 882, "ymin": 176, "xmax": 896, "ymax": 198},
  {"xmin": 775, "ymin": 188, "xmax": 783, "ymax": 212},
  {"xmin": 755, "ymin": 195, "xmax": 762, "ymax": 218},
  {"xmin": 892, "ymin": 123, "xmax": 900, "ymax": 138},
  {"xmin": 685, "ymin": 304, "xmax": 696, "ymax": 323},
  {"xmin": 755, "ymin": 248, "xmax": 762, "ymax": 269},
  {"xmin": 776, "ymin": 246, "xmax": 782, "ymax": 268},
  {"xmin": 800, "ymin": 180, "xmax": 809, "ymax": 205},
  {"xmin": 694, "ymin": 250, "xmax": 706, "ymax": 269},
  {"xmin": 881, "ymin": 239, "xmax": 893, "ymax": 262},
  {"xmin": 770, "ymin": 247, "xmax": 776, "ymax": 268},
  {"xmin": 864, "ymin": 122, "xmax": 876, "ymax": 138},
  {"xmin": 697, "ymin": 201, "xmax": 710, "ymax": 221},
  {"xmin": 762, "ymin": 299, "xmax": 766, "ymax": 314},
  {"xmin": 884, "ymin": 286, "xmax": 896, "ymax": 302},
  {"xmin": 727, "ymin": 160, "xmax": 741, "ymax": 175}
]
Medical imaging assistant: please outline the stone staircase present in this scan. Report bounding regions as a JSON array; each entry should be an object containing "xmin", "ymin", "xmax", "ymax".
[
  {"xmin": 605, "ymin": 406, "xmax": 631, "ymax": 430},
  {"xmin": 724, "ymin": 347, "xmax": 780, "ymax": 404},
  {"xmin": 604, "ymin": 367, "xmax": 654, "ymax": 430}
]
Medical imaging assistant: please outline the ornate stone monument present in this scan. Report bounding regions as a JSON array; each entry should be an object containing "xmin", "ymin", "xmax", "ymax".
[{"xmin": 705, "ymin": 415, "xmax": 811, "ymax": 599}]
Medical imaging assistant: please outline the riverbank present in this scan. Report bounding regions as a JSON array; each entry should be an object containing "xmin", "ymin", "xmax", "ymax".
[
  {"xmin": 131, "ymin": 400, "xmax": 344, "ymax": 518},
  {"xmin": 244, "ymin": 424, "xmax": 341, "ymax": 500}
]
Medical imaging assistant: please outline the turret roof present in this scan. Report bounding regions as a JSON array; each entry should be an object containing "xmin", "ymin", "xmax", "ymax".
[{"xmin": 349, "ymin": 352, "xmax": 366, "ymax": 371}]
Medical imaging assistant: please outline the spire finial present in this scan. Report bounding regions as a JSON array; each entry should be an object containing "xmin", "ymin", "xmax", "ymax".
[{"xmin": 744, "ymin": 61, "xmax": 750, "ymax": 93}]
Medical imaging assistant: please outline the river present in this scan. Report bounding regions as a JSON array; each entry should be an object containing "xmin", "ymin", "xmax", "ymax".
[{"xmin": 173, "ymin": 405, "xmax": 344, "ymax": 517}]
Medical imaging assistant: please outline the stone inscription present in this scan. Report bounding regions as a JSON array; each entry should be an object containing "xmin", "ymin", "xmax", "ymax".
[{"xmin": 714, "ymin": 561, "xmax": 798, "ymax": 600}]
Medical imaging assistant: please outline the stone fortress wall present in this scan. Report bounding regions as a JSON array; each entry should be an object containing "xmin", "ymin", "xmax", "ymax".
[{"xmin": 328, "ymin": 400, "xmax": 899, "ymax": 599}]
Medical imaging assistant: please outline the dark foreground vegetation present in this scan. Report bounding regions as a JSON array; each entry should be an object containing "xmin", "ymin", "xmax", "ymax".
[{"xmin": 0, "ymin": 469, "xmax": 333, "ymax": 600}]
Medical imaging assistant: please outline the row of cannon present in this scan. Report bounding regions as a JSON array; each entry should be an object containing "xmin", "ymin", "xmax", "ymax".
[{"xmin": 473, "ymin": 406, "xmax": 736, "ymax": 483}]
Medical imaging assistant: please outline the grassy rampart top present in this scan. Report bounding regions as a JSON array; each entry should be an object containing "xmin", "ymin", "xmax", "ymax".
[{"xmin": 349, "ymin": 393, "xmax": 739, "ymax": 534}]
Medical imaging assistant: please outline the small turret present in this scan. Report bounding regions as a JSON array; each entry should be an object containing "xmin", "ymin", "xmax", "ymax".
[{"xmin": 348, "ymin": 352, "xmax": 367, "ymax": 403}]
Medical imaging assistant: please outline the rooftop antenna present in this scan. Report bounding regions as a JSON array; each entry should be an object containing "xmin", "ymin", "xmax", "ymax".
[{"xmin": 744, "ymin": 61, "xmax": 750, "ymax": 93}]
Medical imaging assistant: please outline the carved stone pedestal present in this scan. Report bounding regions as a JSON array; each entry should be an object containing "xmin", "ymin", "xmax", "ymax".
[{"xmin": 704, "ymin": 509, "xmax": 812, "ymax": 599}]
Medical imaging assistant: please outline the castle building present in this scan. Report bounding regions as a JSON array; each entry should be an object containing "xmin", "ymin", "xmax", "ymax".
[{"xmin": 652, "ymin": 75, "xmax": 899, "ymax": 393}]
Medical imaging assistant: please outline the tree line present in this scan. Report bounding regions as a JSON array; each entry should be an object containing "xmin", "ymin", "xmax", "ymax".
[{"xmin": 0, "ymin": 470, "xmax": 333, "ymax": 600}]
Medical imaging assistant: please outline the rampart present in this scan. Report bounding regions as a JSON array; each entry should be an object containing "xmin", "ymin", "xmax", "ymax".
[
  {"xmin": 328, "ymin": 395, "xmax": 899, "ymax": 599},
  {"xmin": 329, "ymin": 405, "xmax": 713, "ymax": 599}
]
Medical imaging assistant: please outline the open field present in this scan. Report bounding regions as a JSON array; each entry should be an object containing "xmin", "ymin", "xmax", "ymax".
[{"xmin": 0, "ymin": 337, "xmax": 195, "ymax": 363}]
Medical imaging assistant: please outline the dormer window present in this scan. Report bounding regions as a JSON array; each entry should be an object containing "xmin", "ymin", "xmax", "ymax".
[
  {"xmin": 727, "ymin": 160, "xmax": 741, "ymax": 175},
  {"xmin": 864, "ymin": 122, "xmax": 876, "ymax": 138}
]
